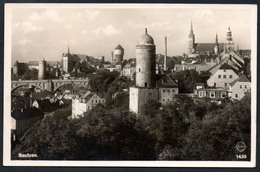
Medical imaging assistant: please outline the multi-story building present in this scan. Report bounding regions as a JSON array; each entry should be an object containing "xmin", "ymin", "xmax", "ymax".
[
  {"xmin": 229, "ymin": 74, "xmax": 251, "ymax": 100},
  {"xmin": 71, "ymin": 91, "xmax": 105, "ymax": 119}
]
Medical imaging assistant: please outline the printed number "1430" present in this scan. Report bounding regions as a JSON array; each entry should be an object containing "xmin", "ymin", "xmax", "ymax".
[{"xmin": 236, "ymin": 155, "xmax": 247, "ymax": 159}]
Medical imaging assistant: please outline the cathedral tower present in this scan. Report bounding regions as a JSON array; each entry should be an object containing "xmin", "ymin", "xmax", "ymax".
[
  {"xmin": 129, "ymin": 28, "xmax": 159, "ymax": 115},
  {"xmin": 38, "ymin": 58, "xmax": 46, "ymax": 80},
  {"xmin": 224, "ymin": 25, "xmax": 235, "ymax": 53},
  {"xmin": 188, "ymin": 21, "xmax": 195, "ymax": 54}
]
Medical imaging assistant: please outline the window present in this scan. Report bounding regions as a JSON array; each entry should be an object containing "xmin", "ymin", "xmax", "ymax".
[
  {"xmin": 210, "ymin": 91, "xmax": 215, "ymax": 98},
  {"xmin": 223, "ymin": 75, "xmax": 226, "ymax": 78},
  {"xmin": 224, "ymin": 70, "xmax": 226, "ymax": 72},
  {"xmin": 163, "ymin": 99, "xmax": 165, "ymax": 102},
  {"xmin": 172, "ymin": 89, "xmax": 175, "ymax": 93},
  {"xmin": 168, "ymin": 90, "xmax": 170, "ymax": 93},
  {"xmin": 245, "ymin": 85, "xmax": 247, "ymax": 89},
  {"xmin": 224, "ymin": 83, "xmax": 227, "ymax": 87},
  {"xmin": 163, "ymin": 89, "xmax": 165, "ymax": 92},
  {"xmin": 240, "ymin": 85, "xmax": 242, "ymax": 89},
  {"xmin": 145, "ymin": 83, "xmax": 147, "ymax": 87},
  {"xmin": 218, "ymin": 75, "xmax": 221, "ymax": 79},
  {"xmin": 229, "ymin": 75, "xmax": 232, "ymax": 79},
  {"xmin": 235, "ymin": 94, "xmax": 238, "ymax": 98},
  {"xmin": 214, "ymin": 83, "xmax": 216, "ymax": 87},
  {"xmin": 139, "ymin": 68, "xmax": 141, "ymax": 72},
  {"xmin": 221, "ymin": 92, "xmax": 226, "ymax": 98}
]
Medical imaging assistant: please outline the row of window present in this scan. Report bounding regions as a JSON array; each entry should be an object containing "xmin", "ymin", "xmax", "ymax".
[
  {"xmin": 218, "ymin": 74, "xmax": 232, "ymax": 79},
  {"xmin": 92, "ymin": 99, "xmax": 105, "ymax": 103},
  {"xmin": 162, "ymin": 89, "xmax": 176, "ymax": 93},
  {"xmin": 240, "ymin": 85, "xmax": 248, "ymax": 89},
  {"xmin": 162, "ymin": 98, "xmax": 172, "ymax": 102},
  {"xmin": 199, "ymin": 91, "xmax": 226, "ymax": 98}
]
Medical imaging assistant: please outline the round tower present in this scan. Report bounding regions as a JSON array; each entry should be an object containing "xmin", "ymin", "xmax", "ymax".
[
  {"xmin": 114, "ymin": 44, "xmax": 124, "ymax": 63},
  {"xmin": 135, "ymin": 28, "xmax": 156, "ymax": 88},
  {"xmin": 38, "ymin": 58, "xmax": 46, "ymax": 80},
  {"xmin": 13, "ymin": 60, "xmax": 19, "ymax": 75}
]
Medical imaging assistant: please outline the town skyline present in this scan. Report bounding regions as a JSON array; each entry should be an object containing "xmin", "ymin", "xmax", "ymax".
[{"xmin": 11, "ymin": 4, "xmax": 253, "ymax": 63}]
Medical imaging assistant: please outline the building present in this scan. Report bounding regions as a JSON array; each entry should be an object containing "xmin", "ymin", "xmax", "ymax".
[
  {"xmin": 224, "ymin": 26, "xmax": 235, "ymax": 53},
  {"xmin": 188, "ymin": 21, "xmax": 224, "ymax": 56},
  {"xmin": 72, "ymin": 92, "xmax": 105, "ymax": 118},
  {"xmin": 207, "ymin": 63, "xmax": 239, "ymax": 88},
  {"xmin": 229, "ymin": 74, "xmax": 251, "ymax": 100},
  {"xmin": 12, "ymin": 61, "xmax": 27, "ymax": 76},
  {"xmin": 156, "ymin": 75, "xmax": 178, "ymax": 104},
  {"xmin": 38, "ymin": 58, "xmax": 46, "ymax": 80},
  {"xmin": 11, "ymin": 107, "xmax": 44, "ymax": 140},
  {"xmin": 113, "ymin": 44, "xmax": 124, "ymax": 63},
  {"xmin": 122, "ymin": 58, "xmax": 136, "ymax": 80},
  {"xmin": 129, "ymin": 28, "xmax": 159, "ymax": 115},
  {"xmin": 129, "ymin": 29, "xmax": 179, "ymax": 114},
  {"xmin": 197, "ymin": 87, "xmax": 229, "ymax": 99}
]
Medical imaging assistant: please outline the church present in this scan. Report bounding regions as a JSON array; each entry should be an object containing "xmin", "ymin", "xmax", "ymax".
[{"xmin": 187, "ymin": 21, "xmax": 236, "ymax": 57}]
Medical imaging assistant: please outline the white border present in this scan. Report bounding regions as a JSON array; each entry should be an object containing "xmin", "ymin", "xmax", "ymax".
[{"xmin": 3, "ymin": 3, "xmax": 257, "ymax": 167}]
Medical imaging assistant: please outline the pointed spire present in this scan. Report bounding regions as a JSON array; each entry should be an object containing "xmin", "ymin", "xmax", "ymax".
[
  {"xmin": 215, "ymin": 33, "xmax": 218, "ymax": 43},
  {"xmin": 68, "ymin": 40, "xmax": 70, "ymax": 55},
  {"xmin": 190, "ymin": 20, "xmax": 193, "ymax": 32},
  {"xmin": 145, "ymin": 28, "xmax": 147, "ymax": 34}
]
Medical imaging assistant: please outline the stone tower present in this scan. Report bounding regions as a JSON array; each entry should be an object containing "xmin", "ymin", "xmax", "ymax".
[
  {"xmin": 214, "ymin": 33, "xmax": 219, "ymax": 54},
  {"xmin": 13, "ymin": 60, "xmax": 19, "ymax": 75},
  {"xmin": 224, "ymin": 25, "xmax": 235, "ymax": 53},
  {"xmin": 38, "ymin": 58, "xmax": 46, "ymax": 80},
  {"xmin": 129, "ymin": 28, "xmax": 159, "ymax": 115},
  {"xmin": 188, "ymin": 21, "xmax": 195, "ymax": 54},
  {"xmin": 113, "ymin": 44, "xmax": 124, "ymax": 63}
]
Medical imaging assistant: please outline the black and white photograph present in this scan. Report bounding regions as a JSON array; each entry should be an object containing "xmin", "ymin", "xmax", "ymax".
[{"xmin": 3, "ymin": 3, "xmax": 257, "ymax": 167}]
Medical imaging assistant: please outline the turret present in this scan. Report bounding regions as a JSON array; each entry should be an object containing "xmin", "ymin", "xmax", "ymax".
[
  {"xmin": 13, "ymin": 60, "xmax": 19, "ymax": 75},
  {"xmin": 135, "ymin": 28, "xmax": 156, "ymax": 88},
  {"xmin": 224, "ymin": 25, "xmax": 235, "ymax": 53},
  {"xmin": 214, "ymin": 34, "xmax": 219, "ymax": 54},
  {"xmin": 38, "ymin": 58, "xmax": 46, "ymax": 80},
  {"xmin": 113, "ymin": 44, "xmax": 124, "ymax": 63}
]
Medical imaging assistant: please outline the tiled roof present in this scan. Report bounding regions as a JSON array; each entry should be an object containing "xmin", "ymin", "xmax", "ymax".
[
  {"xmin": 219, "ymin": 63, "xmax": 233, "ymax": 70},
  {"xmin": 28, "ymin": 61, "xmax": 39, "ymax": 66},
  {"xmin": 156, "ymin": 75, "xmax": 178, "ymax": 88},
  {"xmin": 115, "ymin": 44, "xmax": 124, "ymax": 50},
  {"xmin": 194, "ymin": 43, "xmax": 224, "ymax": 53},
  {"xmin": 230, "ymin": 74, "xmax": 250, "ymax": 87},
  {"xmin": 11, "ymin": 107, "xmax": 44, "ymax": 120},
  {"xmin": 32, "ymin": 90, "xmax": 54, "ymax": 100}
]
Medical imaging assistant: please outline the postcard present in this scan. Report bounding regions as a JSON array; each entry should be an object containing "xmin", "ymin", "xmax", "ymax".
[{"xmin": 3, "ymin": 3, "xmax": 257, "ymax": 167}]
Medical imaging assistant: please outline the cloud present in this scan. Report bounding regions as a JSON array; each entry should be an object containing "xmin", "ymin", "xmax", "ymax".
[
  {"xmin": 83, "ymin": 10, "xmax": 100, "ymax": 21},
  {"xmin": 151, "ymin": 21, "xmax": 171, "ymax": 28},
  {"xmin": 66, "ymin": 24, "xmax": 72, "ymax": 30},
  {"xmin": 17, "ymin": 39, "xmax": 33, "ymax": 45},
  {"xmin": 30, "ymin": 9, "xmax": 63, "ymax": 22},
  {"xmin": 81, "ymin": 29, "xmax": 89, "ymax": 35},
  {"xmin": 93, "ymin": 25, "xmax": 121, "ymax": 36},
  {"xmin": 13, "ymin": 21, "xmax": 44, "ymax": 33},
  {"xmin": 126, "ymin": 20, "xmax": 146, "ymax": 28}
]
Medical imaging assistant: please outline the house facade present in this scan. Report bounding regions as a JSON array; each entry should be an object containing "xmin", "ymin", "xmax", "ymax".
[{"xmin": 229, "ymin": 75, "xmax": 251, "ymax": 100}]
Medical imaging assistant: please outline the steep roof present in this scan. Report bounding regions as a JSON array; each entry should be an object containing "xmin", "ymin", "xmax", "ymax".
[
  {"xmin": 230, "ymin": 74, "xmax": 250, "ymax": 87},
  {"xmin": 115, "ymin": 44, "xmax": 124, "ymax": 50},
  {"xmin": 156, "ymin": 75, "xmax": 178, "ymax": 88},
  {"xmin": 194, "ymin": 43, "xmax": 224, "ymax": 54},
  {"xmin": 219, "ymin": 63, "xmax": 233, "ymax": 70},
  {"xmin": 28, "ymin": 61, "xmax": 39, "ymax": 66}
]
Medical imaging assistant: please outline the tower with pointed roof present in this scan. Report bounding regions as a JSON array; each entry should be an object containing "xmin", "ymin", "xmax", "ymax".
[
  {"xmin": 113, "ymin": 44, "xmax": 124, "ymax": 63},
  {"xmin": 62, "ymin": 44, "xmax": 74, "ymax": 73},
  {"xmin": 224, "ymin": 25, "xmax": 235, "ymax": 53},
  {"xmin": 129, "ymin": 28, "xmax": 159, "ymax": 115},
  {"xmin": 38, "ymin": 58, "xmax": 46, "ymax": 80},
  {"xmin": 13, "ymin": 60, "xmax": 19, "ymax": 75},
  {"xmin": 214, "ymin": 33, "xmax": 219, "ymax": 54},
  {"xmin": 188, "ymin": 21, "xmax": 195, "ymax": 54}
]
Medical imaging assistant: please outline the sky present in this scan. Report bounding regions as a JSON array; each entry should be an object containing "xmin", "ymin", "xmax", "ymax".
[{"xmin": 9, "ymin": 4, "xmax": 255, "ymax": 63}]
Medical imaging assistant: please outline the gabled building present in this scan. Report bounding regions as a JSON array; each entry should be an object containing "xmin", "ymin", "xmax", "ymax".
[
  {"xmin": 156, "ymin": 75, "xmax": 178, "ymax": 104},
  {"xmin": 72, "ymin": 92, "xmax": 105, "ymax": 119},
  {"xmin": 197, "ymin": 87, "xmax": 229, "ymax": 99},
  {"xmin": 207, "ymin": 63, "xmax": 239, "ymax": 88},
  {"xmin": 229, "ymin": 74, "xmax": 251, "ymax": 100}
]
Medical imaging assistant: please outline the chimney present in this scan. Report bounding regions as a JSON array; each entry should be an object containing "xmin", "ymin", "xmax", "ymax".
[
  {"xmin": 164, "ymin": 36, "xmax": 167, "ymax": 71},
  {"xmin": 111, "ymin": 52, "xmax": 114, "ymax": 63}
]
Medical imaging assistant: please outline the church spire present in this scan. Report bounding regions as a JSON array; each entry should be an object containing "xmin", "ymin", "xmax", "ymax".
[
  {"xmin": 190, "ymin": 20, "xmax": 193, "ymax": 33},
  {"xmin": 68, "ymin": 41, "xmax": 70, "ymax": 55},
  {"xmin": 215, "ymin": 33, "xmax": 219, "ymax": 45}
]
